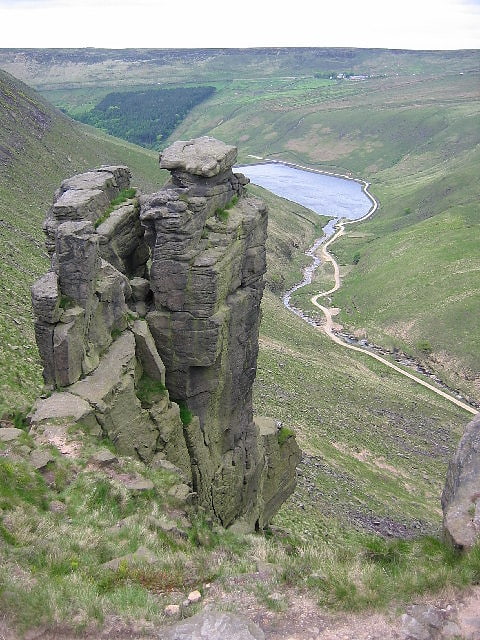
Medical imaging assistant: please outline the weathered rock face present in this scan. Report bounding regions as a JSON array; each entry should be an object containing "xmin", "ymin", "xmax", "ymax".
[
  {"xmin": 32, "ymin": 167, "xmax": 152, "ymax": 386},
  {"xmin": 141, "ymin": 136, "xmax": 300, "ymax": 529},
  {"xmin": 442, "ymin": 413, "xmax": 480, "ymax": 549},
  {"xmin": 30, "ymin": 137, "xmax": 300, "ymax": 531},
  {"xmin": 30, "ymin": 166, "xmax": 190, "ymax": 477}
]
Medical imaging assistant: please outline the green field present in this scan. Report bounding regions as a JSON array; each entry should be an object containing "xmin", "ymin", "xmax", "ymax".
[{"xmin": 0, "ymin": 52, "xmax": 479, "ymax": 634}]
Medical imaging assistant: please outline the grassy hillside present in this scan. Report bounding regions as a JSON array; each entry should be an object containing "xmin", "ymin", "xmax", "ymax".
[
  {"xmin": 173, "ymin": 71, "xmax": 480, "ymax": 401},
  {"xmin": 0, "ymin": 63, "xmax": 479, "ymax": 635}
]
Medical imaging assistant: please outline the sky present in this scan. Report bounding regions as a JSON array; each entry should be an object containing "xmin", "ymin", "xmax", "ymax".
[{"xmin": 0, "ymin": 0, "xmax": 479, "ymax": 49}]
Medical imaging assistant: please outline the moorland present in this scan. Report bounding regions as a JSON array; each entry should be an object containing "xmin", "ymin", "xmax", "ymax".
[{"xmin": 0, "ymin": 47, "xmax": 479, "ymax": 635}]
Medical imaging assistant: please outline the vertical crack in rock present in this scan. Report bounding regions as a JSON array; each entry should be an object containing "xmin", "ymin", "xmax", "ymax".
[{"xmin": 30, "ymin": 136, "xmax": 301, "ymax": 531}]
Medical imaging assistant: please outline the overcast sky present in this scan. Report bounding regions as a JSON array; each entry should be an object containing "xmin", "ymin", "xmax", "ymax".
[{"xmin": 0, "ymin": 0, "xmax": 479, "ymax": 49}]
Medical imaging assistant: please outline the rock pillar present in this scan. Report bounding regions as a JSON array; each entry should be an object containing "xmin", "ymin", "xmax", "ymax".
[
  {"xmin": 31, "ymin": 139, "xmax": 300, "ymax": 532},
  {"xmin": 141, "ymin": 136, "xmax": 300, "ymax": 529}
]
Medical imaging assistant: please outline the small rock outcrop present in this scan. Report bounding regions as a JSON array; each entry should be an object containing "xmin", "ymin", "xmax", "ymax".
[
  {"xmin": 442, "ymin": 413, "xmax": 480, "ymax": 549},
  {"xmin": 30, "ymin": 136, "xmax": 300, "ymax": 531},
  {"xmin": 401, "ymin": 603, "xmax": 463, "ymax": 640},
  {"xmin": 160, "ymin": 610, "xmax": 265, "ymax": 640}
]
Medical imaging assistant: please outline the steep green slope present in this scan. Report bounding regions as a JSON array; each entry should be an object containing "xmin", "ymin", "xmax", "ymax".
[
  {"xmin": 256, "ymin": 291, "xmax": 467, "ymax": 537},
  {"xmin": 0, "ymin": 69, "xmax": 164, "ymax": 411}
]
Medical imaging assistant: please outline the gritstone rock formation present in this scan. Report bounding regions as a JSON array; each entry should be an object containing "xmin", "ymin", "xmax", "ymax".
[
  {"xmin": 442, "ymin": 413, "xmax": 480, "ymax": 549},
  {"xmin": 30, "ymin": 136, "xmax": 300, "ymax": 531}
]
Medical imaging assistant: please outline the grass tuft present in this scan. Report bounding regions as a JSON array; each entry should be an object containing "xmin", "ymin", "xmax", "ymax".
[
  {"xmin": 277, "ymin": 426, "xmax": 295, "ymax": 445},
  {"xmin": 136, "ymin": 374, "xmax": 167, "ymax": 407},
  {"xmin": 178, "ymin": 402, "xmax": 193, "ymax": 426},
  {"xmin": 0, "ymin": 459, "xmax": 49, "ymax": 511},
  {"xmin": 94, "ymin": 188, "xmax": 137, "ymax": 228}
]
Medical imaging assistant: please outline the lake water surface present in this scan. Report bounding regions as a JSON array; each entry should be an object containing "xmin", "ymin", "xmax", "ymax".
[
  {"xmin": 237, "ymin": 162, "xmax": 373, "ymax": 234},
  {"xmin": 236, "ymin": 162, "xmax": 374, "ymax": 317}
]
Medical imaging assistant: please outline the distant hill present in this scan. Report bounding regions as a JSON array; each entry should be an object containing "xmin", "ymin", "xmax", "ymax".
[{"xmin": 1, "ymin": 47, "xmax": 479, "ymax": 90}]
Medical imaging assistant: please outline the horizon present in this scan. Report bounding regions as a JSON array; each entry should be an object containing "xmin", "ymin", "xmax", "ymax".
[
  {"xmin": 1, "ymin": 0, "xmax": 479, "ymax": 50},
  {"xmin": 1, "ymin": 44, "xmax": 480, "ymax": 52}
]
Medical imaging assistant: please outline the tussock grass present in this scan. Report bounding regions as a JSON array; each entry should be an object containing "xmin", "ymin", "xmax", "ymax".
[
  {"xmin": 0, "ymin": 429, "xmax": 254, "ymax": 632},
  {"xmin": 274, "ymin": 534, "xmax": 480, "ymax": 611},
  {"xmin": 2, "ymin": 419, "xmax": 479, "ymax": 634}
]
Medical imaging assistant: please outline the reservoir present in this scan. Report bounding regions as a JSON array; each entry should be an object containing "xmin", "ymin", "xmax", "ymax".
[
  {"xmin": 236, "ymin": 161, "xmax": 375, "ymax": 318},
  {"xmin": 237, "ymin": 162, "xmax": 373, "ymax": 234}
]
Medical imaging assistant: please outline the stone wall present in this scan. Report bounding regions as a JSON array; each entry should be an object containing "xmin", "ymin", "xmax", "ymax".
[{"xmin": 30, "ymin": 137, "xmax": 300, "ymax": 531}]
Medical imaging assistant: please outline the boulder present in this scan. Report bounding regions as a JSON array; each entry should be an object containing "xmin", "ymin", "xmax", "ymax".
[
  {"xmin": 159, "ymin": 136, "xmax": 237, "ymax": 177},
  {"xmin": 29, "ymin": 449, "xmax": 55, "ymax": 470},
  {"xmin": 442, "ymin": 413, "xmax": 480, "ymax": 548},
  {"xmin": 29, "ymin": 392, "xmax": 96, "ymax": 426},
  {"xmin": 164, "ymin": 604, "xmax": 180, "ymax": 617},
  {"xmin": 89, "ymin": 450, "xmax": 118, "ymax": 467},
  {"xmin": 124, "ymin": 478, "xmax": 154, "ymax": 492},
  {"xmin": 0, "ymin": 428, "xmax": 24, "ymax": 442},
  {"xmin": 159, "ymin": 610, "xmax": 265, "ymax": 640}
]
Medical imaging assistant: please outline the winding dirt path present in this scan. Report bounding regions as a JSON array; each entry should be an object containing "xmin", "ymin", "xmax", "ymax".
[
  {"xmin": 245, "ymin": 156, "xmax": 477, "ymax": 415},
  {"xmin": 309, "ymin": 186, "xmax": 478, "ymax": 417}
]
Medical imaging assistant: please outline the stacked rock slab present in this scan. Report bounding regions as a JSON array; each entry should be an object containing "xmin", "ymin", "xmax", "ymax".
[
  {"xmin": 442, "ymin": 413, "xmax": 480, "ymax": 548},
  {"xmin": 141, "ymin": 136, "xmax": 300, "ymax": 529},
  {"xmin": 30, "ymin": 166, "xmax": 191, "ymax": 478},
  {"xmin": 30, "ymin": 138, "xmax": 300, "ymax": 531}
]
